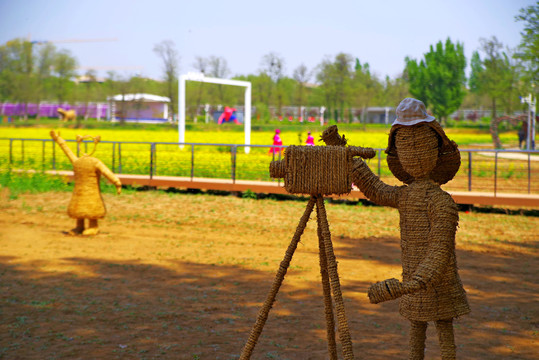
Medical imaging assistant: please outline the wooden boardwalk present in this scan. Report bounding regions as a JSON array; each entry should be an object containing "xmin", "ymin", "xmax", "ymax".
[{"xmin": 49, "ymin": 171, "xmax": 539, "ymax": 208}]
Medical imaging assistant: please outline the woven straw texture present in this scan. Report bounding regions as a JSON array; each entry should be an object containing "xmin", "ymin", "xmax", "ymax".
[
  {"xmin": 68, "ymin": 156, "xmax": 120, "ymax": 219},
  {"xmin": 351, "ymin": 122, "xmax": 469, "ymax": 359},
  {"xmin": 386, "ymin": 122, "xmax": 461, "ymax": 185},
  {"xmin": 239, "ymin": 196, "xmax": 354, "ymax": 360},
  {"xmin": 352, "ymin": 125, "xmax": 470, "ymax": 321},
  {"xmin": 270, "ymin": 145, "xmax": 375, "ymax": 196},
  {"xmin": 51, "ymin": 132, "xmax": 121, "ymax": 220},
  {"xmin": 282, "ymin": 145, "xmax": 352, "ymax": 195},
  {"xmin": 321, "ymin": 125, "xmax": 348, "ymax": 146}
]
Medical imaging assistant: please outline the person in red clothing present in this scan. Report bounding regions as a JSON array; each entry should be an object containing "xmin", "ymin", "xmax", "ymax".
[
  {"xmin": 218, "ymin": 106, "xmax": 240, "ymax": 124},
  {"xmin": 305, "ymin": 131, "xmax": 315, "ymax": 146},
  {"xmin": 269, "ymin": 128, "xmax": 283, "ymax": 154}
]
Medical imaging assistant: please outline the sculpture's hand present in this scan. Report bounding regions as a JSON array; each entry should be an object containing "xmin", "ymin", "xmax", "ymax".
[
  {"xmin": 367, "ymin": 278, "xmax": 405, "ymax": 304},
  {"xmin": 50, "ymin": 130, "xmax": 60, "ymax": 141},
  {"xmin": 116, "ymin": 185, "xmax": 122, "ymax": 195}
]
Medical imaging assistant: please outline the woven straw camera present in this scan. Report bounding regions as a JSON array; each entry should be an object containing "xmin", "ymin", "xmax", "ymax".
[{"xmin": 270, "ymin": 145, "xmax": 375, "ymax": 195}]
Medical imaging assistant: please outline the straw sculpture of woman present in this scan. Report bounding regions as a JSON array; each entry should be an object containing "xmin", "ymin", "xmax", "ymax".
[
  {"xmin": 351, "ymin": 98, "xmax": 470, "ymax": 359},
  {"xmin": 50, "ymin": 130, "xmax": 122, "ymax": 235}
]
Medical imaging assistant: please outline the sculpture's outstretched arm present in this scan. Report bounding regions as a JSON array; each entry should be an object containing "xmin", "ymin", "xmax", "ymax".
[
  {"xmin": 350, "ymin": 158, "xmax": 402, "ymax": 209},
  {"xmin": 96, "ymin": 160, "xmax": 122, "ymax": 194},
  {"xmin": 50, "ymin": 130, "xmax": 78, "ymax": 164}
]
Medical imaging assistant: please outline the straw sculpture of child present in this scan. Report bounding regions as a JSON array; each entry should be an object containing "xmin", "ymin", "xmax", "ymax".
[
  {"xmin": 351, "ymin": 98, "xmax": 470, "ymax": 359},
  {"xmin": 50, "ymin": 130, "xmax": 122, "ymax": 235}
]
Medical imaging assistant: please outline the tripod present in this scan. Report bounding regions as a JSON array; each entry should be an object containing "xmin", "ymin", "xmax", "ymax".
[{"xmin": 240, "ymin": 195, "xmax": 354, "ymax": 360}]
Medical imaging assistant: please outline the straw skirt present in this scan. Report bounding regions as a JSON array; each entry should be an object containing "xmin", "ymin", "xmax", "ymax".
[{"xmin": 67, "ymin": 156, "xmax": 109, "ymax": 219}]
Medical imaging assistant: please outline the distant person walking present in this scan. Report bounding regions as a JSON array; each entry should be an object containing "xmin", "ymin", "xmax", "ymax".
[
  {"xmin": 305, "ymin": 131, "xmax": 315, "ymax": 146},
  {"xmin": 269, "ymin": 129, "xmax": 283, "ymax": 155},
  {"xmin": 518, "ymin": 121, "xmax": 528, "ymax": 149}
]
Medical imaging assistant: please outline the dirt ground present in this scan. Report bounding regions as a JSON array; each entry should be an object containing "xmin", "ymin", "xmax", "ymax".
[{"xmin": 0, "ymin": 188, "xmax": 538, "ymax": 359}]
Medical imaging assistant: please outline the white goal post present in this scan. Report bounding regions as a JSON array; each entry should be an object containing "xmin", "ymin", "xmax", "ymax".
[{"xmin": 178, "ymin": 72, "xmax": 252, "ymax": 153}]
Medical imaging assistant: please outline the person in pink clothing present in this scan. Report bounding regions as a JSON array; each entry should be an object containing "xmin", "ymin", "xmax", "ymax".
[
  {"xmin": 218, "ymin": 106, "xmax": 240, "ymax": 124},
  {"xmin": 269, "ymin": 128, "xmax": 283, "ymax": 154},
  {"xmin": 305, "ymin": 131, "xmax": 315, "ymax": 146}
]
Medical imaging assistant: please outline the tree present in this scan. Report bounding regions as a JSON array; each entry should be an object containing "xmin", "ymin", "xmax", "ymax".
[
  {"xmin": 260, "ymin": 52, "xmax": 284, "ymax": 108},
  {"xmin": 35, "ymin": 43, "xmax": 57, "ymax": 118},
  {"xmin": 470, "ymin": 37, "xmax": 522, "ymax": 148},
  {"xmin": 315, "ymin": 53, "xmax": 354, "ymax": 122},
  {"xmin": 470, "ymin": 37, "xmax": 517, "ymax": 117},
  {"xmin": 353, "ymin": 59, "xmax": 382, "ymax": 123},
  {"xmin": 52, "ymin": 49, "xmax": 77, "ymax": 104},
  {"xmin": 0, "ymin": 38, "xmax": 39, "ymax": 119},
  {"xmin": 260, "ymin": 52, "xmax": 285, "ymax": 115},
  {"xmin": 260, "ymin": 52, "xmax": 284, "ymax": 83},
  {"xmin": 208, "ymin": 56, "xmax": 230, "ymax": 103},
  {"xmin": 79, "ymin": 69, "xmax": 98, "ymax": 122},
  {"xmin": 405, "ymin": 38, "xmax": 466, "ymax": 124},
  {"xmin": 403, "ymin": 56, "xmax": 428, "ymax": 105},
  {"xmin": 382, "ymin": 75, "xmax": 410, "ymax": 108},
  {"xmin": 515, "ymin": 2, "xmax": 539, "ymax": 88},
  {"xmin": 293, "ymin": 63, "xmax": 310, "ymax": 105},
  {"xmin": 153, "ymin": 40, "xmax": 179, "ymax": 119}
]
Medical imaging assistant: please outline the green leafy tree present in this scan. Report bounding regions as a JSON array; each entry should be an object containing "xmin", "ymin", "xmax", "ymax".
[
  {"xmin": 35, "ymin": 43, "xmax": 57, "ymax": 117},
  {"xmin": 403, "ymin": 56, "xmax": 428, "ymax": 105},
  {"xmin": 52, "ymin": 49, "xmax": 77, "ymax": 104},
  {"xmin": 382, "ymin": 75, "xmax": 410, "ymax": 107},
  {"xmin": 470, "ymin": 37, "xmax": 519, "ymax": 119},
  {"xmin": 0, "ymin": 38, "xmax": 39, "ymax": 119},
  {"xmin": 405, "ymin": 38, "xmax": 466, "ymax": 124},
  {"xmin": 316, "ymin": 53, "xmax": 354, "ymax": 122},
  {"xmin": 353, "ymin": 59, "xmax": 382, "ymax": 123},
  {"xmin": 470, "ymin": 37, "xmax": 524, "ymax": 148},
  {"xmin": 515, "ymin": 2, "xmax": 539, "ymax": 88},
  {"xmin": 78, "ymin": 69, "xmax": 98, "ymax": 122}
]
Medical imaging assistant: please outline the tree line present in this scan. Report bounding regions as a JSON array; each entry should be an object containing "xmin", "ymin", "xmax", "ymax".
[{"xmin": 0, "ymin": 3, "xmax": 536, "ymax": 124}]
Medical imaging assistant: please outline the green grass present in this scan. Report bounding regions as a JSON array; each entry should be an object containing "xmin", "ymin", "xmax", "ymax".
[
  {"xmin": 0, "ymin": 170, "xmax": 132, "ymax": 200},
  {"xmin": 0, "ymin": 171, "xmax": 71, "ymax": 199}
]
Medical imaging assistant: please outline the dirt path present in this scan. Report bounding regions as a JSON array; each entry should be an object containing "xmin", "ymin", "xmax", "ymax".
[{"xmin": 0, "ymin": 190, "xmax": 538, "ymax": 359}]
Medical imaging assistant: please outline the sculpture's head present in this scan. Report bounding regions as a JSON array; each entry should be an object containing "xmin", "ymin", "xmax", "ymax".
[
  {"xmin": 385, "ymin": 98, "xmax": 460, "ymax": 184},
  {"xmin": 76, "ymin": 135, "xmax": 101, "ymax": 156}
]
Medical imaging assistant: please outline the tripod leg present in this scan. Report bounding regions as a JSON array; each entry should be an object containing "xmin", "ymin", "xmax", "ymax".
[
  {"xmin": 240, "ymin": 196, "xmax": 316, "ymax": 360},
  {"xmin": 317, "ymin": 200, "xmax": 338, "ymax": 360},
  {"xmin": 316, "ymin": 196, "xmax": 355, "ymax": 360}
]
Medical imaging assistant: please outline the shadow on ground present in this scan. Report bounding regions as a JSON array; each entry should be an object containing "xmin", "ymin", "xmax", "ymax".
[{"xmin": 1, "ymin": 229, "xmax": 537, "ymax": 360}]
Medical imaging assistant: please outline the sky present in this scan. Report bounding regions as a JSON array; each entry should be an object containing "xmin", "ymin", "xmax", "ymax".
[{"xmin": 0, "ymin": 0, "xmax": 534, "ymax": 81}]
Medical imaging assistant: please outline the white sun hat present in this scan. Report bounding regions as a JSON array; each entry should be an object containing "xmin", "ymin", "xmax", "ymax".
[{"xmin": 392, "ymin": 98, "xmax": 435, "ymax": 126}]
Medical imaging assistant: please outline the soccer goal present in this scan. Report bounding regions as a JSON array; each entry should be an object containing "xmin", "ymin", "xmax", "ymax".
[{"xmin": 178, "ymin": 72, "xmax": 252, "ymax": 153}]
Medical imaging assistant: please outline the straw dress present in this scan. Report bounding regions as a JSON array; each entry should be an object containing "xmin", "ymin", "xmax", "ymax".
[{"xmin": 54, "ymin": 137, "xmax": 121, "ymax": 219}]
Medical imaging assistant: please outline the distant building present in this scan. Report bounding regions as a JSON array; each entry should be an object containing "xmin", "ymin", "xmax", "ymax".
[
  {"xmin": 361, "ymin": 107, "xmax": 396, "ymax": 124},
  {"xmin": 107, "ymin": 93, "xmax": 171, "ymax": 123}
]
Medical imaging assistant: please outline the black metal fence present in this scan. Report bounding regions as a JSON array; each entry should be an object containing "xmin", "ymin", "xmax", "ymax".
[{"xmin": 1, "ymin": 138, "xmax": 538, "ymax": 195}]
